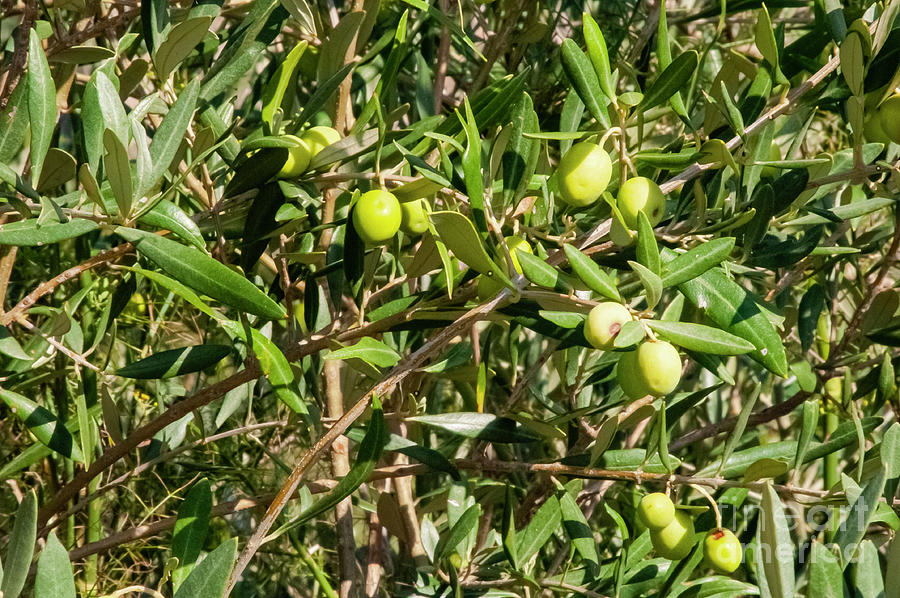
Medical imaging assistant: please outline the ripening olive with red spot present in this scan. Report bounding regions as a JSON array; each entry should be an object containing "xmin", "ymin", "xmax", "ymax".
[
  {"xmin": 555, "ymin": 142, "xmax": 613, "ymax": 207},
  {"xmin": 650, "ymin": 510, "xmax": 696, "ymax": 560},
  {"xmin": 583, "ymin": 302, "xmax": 632, "ymax": 350},
  {"xmin": 637, "ymin": 493, "xmax": 675, "ymax": 530},
  {"xmin": 703, "ymin": 528, "xmax": 743, "ymax": 573},
  {"xmin": 617, "ymin": 177, "xmax": 666, "ymax": 228},
  {"xmin": 352, "ymin": 190, "xmax": 402, "ymax": 244}
]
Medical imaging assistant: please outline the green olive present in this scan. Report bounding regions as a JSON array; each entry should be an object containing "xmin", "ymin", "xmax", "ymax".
[
  {"xmin": 878, "ymin": 95, "xmax": 900, "ymax": 144},
  {"xmin": 583, "ymin": 302, "xmax": 632, "ymax": 350},
  {"xmin": 616, "ymin": 350, "xmax": 650, "ymax": 400},
  {"xmin": 637, "ymin": 493, "xmax": 676, "ymax": 531},
  {"xmin": 617, "ymin": 177, "xmax": 666, "ymax": 228},
  {"xmin": 277, "ymin": 135, "xmax": 312, "ymax": 178},
  {"xmin": 864, "ymin": 111, "xmax": 892, "ymax": 146},
  {"xmin": 650, "ymin": 510, "xmax": 696, "ymax": 560},
  {"xmin": 352, "ymin": 189, "xmax": 402, "ymax": 244},
  {"xmin": 555, "ymin": 142, "xmax": 613, "ymax": 207},
  {"xmin": 400, "ymin": 199, "xmax": 430, "ymax": 236},
  {"xmin": 703, "ymin": 528, "xmax": 743, "ymax": 573},
  {"xmin": 634, "ymin": 340, "xmax": 682, "ymax": 396},
  {"xmin": 300, "ymin": 125, "xmax": 341, "ymax": 158}
]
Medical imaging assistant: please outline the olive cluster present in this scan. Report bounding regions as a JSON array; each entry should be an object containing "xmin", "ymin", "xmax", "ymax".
[
  {"xmin": 277, "ymin": 126, "xmax": 429, "ymax": 245},
  {"xmin": 638, "ymin": 493, "xmax": 743, "ymax": 573},
  {"xmin": 584, "ymin": 302, "xmax": 682, "ymax": 400}
]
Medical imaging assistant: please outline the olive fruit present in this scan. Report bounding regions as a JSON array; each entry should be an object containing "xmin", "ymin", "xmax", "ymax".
[
  {"xmin": 583, "ymin": 302, "xmax": 632, "ymax": 350},
  {"xmin": 300, "ymin": 125, "xmax": 341, "ymax": 158},
  {"xmin": 352, "ymin": 190, "xmax": 402, "ymax": 244},
  {"xmin": 277, "ymin": 135, "xmax": 312, "ymax": 178},
  {"xmin": 556, "ymin": 142, "xmax": 613, "ymax": 207},
  {"xmin": 878, "ymin": 95, "xmax": 900, "ymax": 144},
  {"xmin": 761, "ymin": 142, "xmax": 781, "ymax": 178},
  {"xmin": 617, "ymin": 177, "xmax": 666, "ymax": 228},
  {"xmin": 637, "ymin": 493, "xmax": 675, "ymax": 531},
  {"xmin": 400, "ymin": 199, "xmax": 429, "ymax": 236},
  {"xmin": 864, "ymin": 111, "xmax": 892, "ymax": 146},
  {"xmin": 616, "ymin": 350, "xmax": 650, "ymax": 400},
  {"xmin": 476, "ymin": 236, "xmax": 532, "ymax": 300},
  {"xmin": 634, "ymin": 340, "xmax": 682, "ymax": 396},
  {"xmin": 703, "ymin": 528, "xmax": 743, "ymax": 573},
  {"xmin": 650, "ymin": 510, "xmax": 696, "ymax": 560}
]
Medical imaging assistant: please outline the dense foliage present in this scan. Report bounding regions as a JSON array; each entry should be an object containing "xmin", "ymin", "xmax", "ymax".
[{"xmin": 0, "ymin": 0, "xmax": 899, "ymax": 597}]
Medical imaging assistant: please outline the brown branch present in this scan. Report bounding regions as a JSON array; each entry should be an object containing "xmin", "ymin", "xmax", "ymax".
[
  {"xmin": 71, "ymin": 455, "xmax": 892, "ymax": 563},
  {"xmin": 0, "ymin": 0, "xmax": 37, "ymax": 112},
  {"xmin": 36, "ymin": 305, "xmax": 429, "ymax": 528},
  {"xmin": 669, "ymin": 391, "xmax": 811, "ymax": 451},
  {"xmin": 225, "ymin": 290, "xmax": 514, "ymax": 593},
  {"xmin": 1, "ymin": 243, "xmax": 134, "ymax": 326}
]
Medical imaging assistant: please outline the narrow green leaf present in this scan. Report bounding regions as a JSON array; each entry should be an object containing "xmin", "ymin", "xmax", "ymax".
[
  {"xmin": 645, "ymin": 320, "xmax": 756, "ymax": 355},
  {"xmin": 116, "ymin": 227, "xmax": 286, "ymax": 320},
  {"xmin": 34, "ymin": 531, "xmax": 76, "ymax": 598},
  {"xmin": 146, "ymin": 79, "xmax": 201, "ymax": 195},
  {"xmin": 0, "ymin": 219, "xmax": 99, "ymax": 246},
  {"xmin": 173, "ymin": 537, "xmax": 237, "ymax": 598},
  {"xmin": 669, "ymin": 254, "xmax": 787, "ymax": 376},
  {"xmin": 316, "ymin": 11, "xmax": 365, "ymax": 84},
  {"xmin": 582, "ymin": 13, "xmax": 614, "ymax": 101},
  {"xmin": 0, "ymin": 390, "xmax": 84, "ymax": 463},
  {"xmin": 628, "ymin": 260, "xmax": 663, "ymax": 309},
  {"xmin": 0, "ymin": 79, "xmax": 29, "ymax": 163},
  {"xmin": 887, "ymin": 533, "xmax": 900, "ymax": 598},
  {"xmin": 172, "ymin": 479, "xmax": 212, "ymax": 591},
  {"xmin": 429, "ymin": 211, "xmax": 505, "ymax": 278},
  {"xmin": 407, "ymin": 412, "xmax": 538, "ymax": 443},
  {"xmin": 459, "ymin": 98, "xmax": 486, "ymax": 233},
  {"xmin": 260, "ymin": 40, "xmax": 307, "ymax": 132},
  {"xmin": 792, "ymin": 399, "xmax": 819, "ymax": 473},
  {"xmin": 103, "ymin": 129, "xmax": 133, "ymax": 218},
  {"xmin": 759, "ymin": 482, "xmax": 795, "ymax": 598},
  {"xmin": 639, "ymin": 50, "xmax": 698, "ymax": 111},
  {"xmin": 515, "ymin": 494, "xmax": 561, "ymax": 565},
  {"xmin": 559, "ymin": 487, "xmax": 599, "ymax": 573},
  {"xmin": 560, "ymin": 39, "xmax": 609, "ymax": 127},
  {"xmin": 636, "ymin": 211, "xmax": 660, "ymax": 275},
  {"xmin": 0, "ymin": 490, "xmax": 37, "ymax": 598},
  {"xmin": 436, "ymin": 505, "xmax": 480, "ymax": 561},
  {"xmin": 27, "ymin": 28, "xmax": 58, "ymax": 183},
  {"xmin": 155, "ymin": 17, "xmax": 213, "ymax": 81},
  {"xmin": 808, "ymin": 542, "xmax": 845, "ymax": 598},
  {"xmin": 247, "ymin": 328, "xmax": 306, "ymax": 414},
  {"xmin": 325, "ymin": 337, "xmax": 402, "ymax": 369},
  {"xmin": 518, "ymin": 251, "xmax": 571, "ymax": 292},
  {"xmin": 48, "ymin": 45, "xmax": 116, "ymax": 64},
  {"xmin": 502, "ymin": 485, "xmax": 518, "ymax": 568},
  {"xmin": 501, "ymin": 93, "xmax": 538, "ymax": 207},
  {"xmin": 563, "ymin": 245, "xmax": 620, "ymax": 300},
  {"xmin": 115, "ymin": 344, "xmax": 231, "ymax": 379},
  {"xmin": 833, "ymin": 469, "xmax": 886, "ymax": 567}
]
